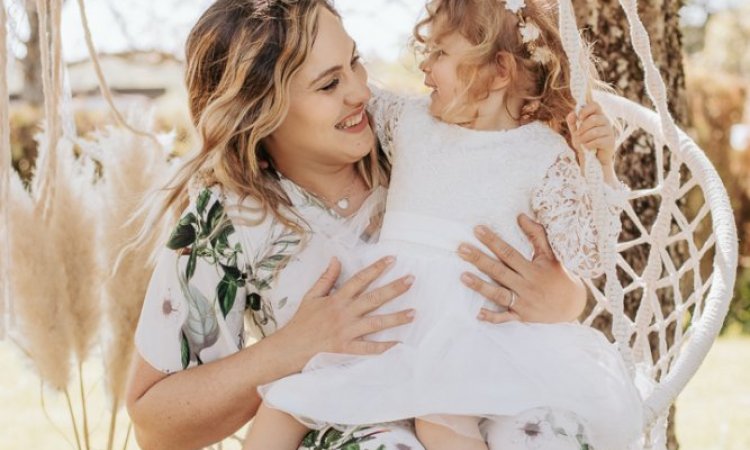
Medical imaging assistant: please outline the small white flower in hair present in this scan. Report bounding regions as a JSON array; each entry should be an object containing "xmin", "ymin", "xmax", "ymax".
[
  {"xmin": 531, "ymin": 46, "xmax": 554, "ymax": 65},
  {"xmin": 519, "ymin": 21, "xmax": 541, "ymax": 43},
  {"xmin": 504, "ymin": 0, "xmax": 526, "ymax": 13}
]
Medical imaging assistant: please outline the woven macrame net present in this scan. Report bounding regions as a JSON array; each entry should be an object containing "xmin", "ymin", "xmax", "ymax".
[{"xmin": 558, "ymin": 0, "xmax": 738, "ymax": 448}]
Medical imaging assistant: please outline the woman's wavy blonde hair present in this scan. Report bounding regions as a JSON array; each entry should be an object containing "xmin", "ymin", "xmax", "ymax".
[
  {"xmin": 139, "ymin": 0, "xmax": 388, "ymax": 243},
  {"xmin": 414, "ymin": 0, "xmax": 603, "ymax": 144}
]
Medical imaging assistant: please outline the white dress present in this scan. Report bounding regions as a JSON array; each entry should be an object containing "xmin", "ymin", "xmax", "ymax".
[{"xmin": 258, "ymin": 92, "xmax": 645, "ymax": 449}]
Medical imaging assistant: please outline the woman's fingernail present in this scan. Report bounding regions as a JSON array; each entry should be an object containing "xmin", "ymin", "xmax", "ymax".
[
  {"xmin": 461, "ymin": 273, "xmax": 473, "ymax": 285},
  {"xmin": 475, "ymin": 225, "xmax": 489, "ymax": 237},
  {"xmin": 477, "ymin": 311, "xmax": 486, "ymax": 320},
  {"xmin": 458, "ymin": 244, "xmax": 472, "ymax": 256},
  {"xmin": 406, "ymin": 309, "xmax": 416, "ymax": 319},
  {"xmin": 404, "ymin": 275, "xmax": 415, "ymax": 286},
  {"xmin": 384, "ymin": 256, "xmax": 396, "ymax": 265}
]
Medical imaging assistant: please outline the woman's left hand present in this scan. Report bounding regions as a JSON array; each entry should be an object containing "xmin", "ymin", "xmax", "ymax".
[{"xmin": 457, "ymin": 214, "xmax": 587, "ymax": 324}]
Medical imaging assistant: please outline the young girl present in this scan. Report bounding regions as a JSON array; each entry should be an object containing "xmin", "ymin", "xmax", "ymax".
[{"xmin": 245, "ymin": 0, "xmax": 643, "ymax": 449}]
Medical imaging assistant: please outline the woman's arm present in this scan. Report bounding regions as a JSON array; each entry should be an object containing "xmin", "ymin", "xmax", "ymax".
[
  {"xmin": 126, "ymin": 333, "xmax": 292, "ymax": 449},
  {"xmin": 127, "ymin": 257, "xmax": 416, "ymax": 449},
  {"xmin": 457, "ymin": 214, "xmax": 587, "ymax": 324}
]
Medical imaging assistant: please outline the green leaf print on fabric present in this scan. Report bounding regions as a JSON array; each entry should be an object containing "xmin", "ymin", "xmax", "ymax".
[
  {"xmin": 300, "ymin": 426, "xmax": 387, "ymax": 450},
  {"xmin": 217, "ymin": 273, "xmax": 239, "ymax": 317},
  {"xmin": 196, "ymin": 188, "xmax": 211, "ymax": 215},
  {"xmin": 167, "ymin": 188, "xmax": 246, "ymax": 368},
  {"xmin": 244, "ymin": 227, "xmax": 302, "ymax": 335},
  {"xmin": 178, "ymin": 273, "xmax": 220, "ymax": 368},
  {"xmin": 167, "ymin": 213, "xmax": 198, "ymax": 250},
  {"xmin": 180, "ymin": 331, "xmax": 190, "ymax": 369}
]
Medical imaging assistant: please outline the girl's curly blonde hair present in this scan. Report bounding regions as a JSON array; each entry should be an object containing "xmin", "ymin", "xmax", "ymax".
[{"xmin": 414, "ymin": 0, "xmax": 603, "ymax": 144}]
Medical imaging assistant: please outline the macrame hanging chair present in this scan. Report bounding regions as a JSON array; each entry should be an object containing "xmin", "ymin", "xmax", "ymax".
[{"xmin": 558, "ymin": 0, "xmax": 738, "ymax": 448}]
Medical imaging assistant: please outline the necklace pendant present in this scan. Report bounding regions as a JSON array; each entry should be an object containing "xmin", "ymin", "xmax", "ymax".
[{"xmin": 336, "ymin": 198, "xmax": 350, "ymax": 210}]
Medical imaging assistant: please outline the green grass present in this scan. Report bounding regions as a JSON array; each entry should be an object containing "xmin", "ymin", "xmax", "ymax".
[
  {"xmin": 675, "ymin": 335, "xmax": 750, "ymax": 450},
  {"xmin": 0, "ymin": 336, "xmax": 748, "ymax": 449}
]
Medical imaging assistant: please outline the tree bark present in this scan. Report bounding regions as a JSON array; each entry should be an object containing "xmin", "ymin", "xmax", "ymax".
[{"xmin": 570, "ymin": 1, "xmax": 689, "ymax": 449}]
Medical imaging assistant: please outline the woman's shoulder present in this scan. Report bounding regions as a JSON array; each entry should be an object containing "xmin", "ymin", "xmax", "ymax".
[{"xmin": 185, "ymin": 172, "xmax": 282, "ymax": 251}]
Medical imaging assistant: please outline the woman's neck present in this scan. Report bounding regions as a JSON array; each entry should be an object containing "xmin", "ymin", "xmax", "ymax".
[{"xmin": 275, "ymin": 160, "xmax": 368, "ymax": 215}]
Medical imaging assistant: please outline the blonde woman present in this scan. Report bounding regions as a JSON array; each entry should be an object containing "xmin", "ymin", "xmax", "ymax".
[{"xmin": 126, "ymin": 1, "xmax": 590, "ymax": 449}]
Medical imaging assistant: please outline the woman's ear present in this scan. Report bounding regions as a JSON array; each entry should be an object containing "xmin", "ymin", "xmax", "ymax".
[{"xmin": 490, "ymin": 51, "xmax": 515, "ymax": 91}]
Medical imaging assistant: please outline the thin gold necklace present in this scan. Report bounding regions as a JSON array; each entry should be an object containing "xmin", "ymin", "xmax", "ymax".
[{"xmin": 303, "ymin": 170, "xmax": 362, "ymax": 213}]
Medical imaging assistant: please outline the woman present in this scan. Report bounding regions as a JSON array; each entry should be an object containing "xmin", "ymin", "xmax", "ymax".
[{"xmin": 125, "ymin": 1, "xmax": 590, "ymax": 449}]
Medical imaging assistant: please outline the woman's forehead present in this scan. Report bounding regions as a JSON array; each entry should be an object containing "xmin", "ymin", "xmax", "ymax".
[{"xmin": 298, "ymin": 9, "xmax": 355, "ymax": 83}]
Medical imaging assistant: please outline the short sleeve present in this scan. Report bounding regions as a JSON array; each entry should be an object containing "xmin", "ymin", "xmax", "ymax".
[
  {"xmin": 135, "ymin": 187, "xmax": 249, "ymax": 374},
  {"xmin": 531, "ymin": 151, "xmax": 628, "ymax": 279},
  {"xmin": 367, "ymin": 85, "xmax": 408, "ymax": 163}
]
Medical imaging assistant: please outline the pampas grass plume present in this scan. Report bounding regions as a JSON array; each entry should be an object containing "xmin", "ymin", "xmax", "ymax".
[
  {"xmin": 50, "ymin": 139, "xmax": 103, "ymax": 364},
  {"xmin": 9, "ymin": 169, "xmax": 74, "ymax": 391},
  {"xmin": 84, "ymin": 111, "xmax": 175, "ymax": 405}
]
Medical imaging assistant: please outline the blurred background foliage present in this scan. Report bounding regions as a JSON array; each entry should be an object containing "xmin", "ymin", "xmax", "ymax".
[{"xmin": 4, "ymin": 2, "xmax": 750, "ymax": 329}]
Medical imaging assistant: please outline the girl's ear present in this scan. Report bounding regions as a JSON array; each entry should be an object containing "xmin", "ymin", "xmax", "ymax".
[{"xmin": 490, "ymin": 51, "xmax": 515, "ymax": 91}]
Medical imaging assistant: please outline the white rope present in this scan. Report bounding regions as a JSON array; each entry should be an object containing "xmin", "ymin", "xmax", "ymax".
[
  {"xmin": 0, "ymin": 0, "xmax": 12, "ymax": 339},
  {"xmin": 557, "ymin": 0, "xmax": 634, "ymax": 373},
  {"xmin": 559, "ymin": 0, "xmax": 738, "ymax": 443},
  {"xmin": 590, "ymin": 91, "xmax": 737, "ymax": 436},
  {"xmin": 32, "ymin": 0, "xmax": 63, "ymax": 221},
  {"xmin": 75, "ymin": 0, "xmax": 159, "ymax": 145}
]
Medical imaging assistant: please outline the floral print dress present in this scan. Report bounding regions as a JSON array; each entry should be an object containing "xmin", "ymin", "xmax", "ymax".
[{"xmin": 135, "ymin": 175, "xmax": 428, "ymax": 450}]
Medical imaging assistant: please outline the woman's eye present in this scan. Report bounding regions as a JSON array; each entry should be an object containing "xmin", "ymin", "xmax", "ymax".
[
  {"xmin": 351, "ymin": 55, "xmax": 361, "ymax": 67},
  {"xmin": 321, "ymin": 78, "xmax": 340, "ymax": 91}
]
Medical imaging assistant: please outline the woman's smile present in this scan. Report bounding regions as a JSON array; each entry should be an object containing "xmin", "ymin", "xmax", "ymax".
[{"xmin": 335, "ymin": 107, "xmax": 368, "ymax": 133}]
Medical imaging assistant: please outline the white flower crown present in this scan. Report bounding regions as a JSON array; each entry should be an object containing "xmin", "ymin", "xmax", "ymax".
[{"xmin": 503, "ymin": 0, "xmax": 553, "ymax": 65}]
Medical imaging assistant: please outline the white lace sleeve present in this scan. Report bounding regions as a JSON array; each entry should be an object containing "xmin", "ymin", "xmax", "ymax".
[
  {"xmin": 367, "ymin": 85, "xmax": 408, "ymax": 163},
  {"xmin": 531, "ymin": 151, "xmax": 629, "ymax": 279}
]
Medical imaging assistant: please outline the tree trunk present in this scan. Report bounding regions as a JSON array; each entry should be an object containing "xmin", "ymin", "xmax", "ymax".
[{"xmin": 570, "ymin": 1, "xmax": 689, "ymax": 449}]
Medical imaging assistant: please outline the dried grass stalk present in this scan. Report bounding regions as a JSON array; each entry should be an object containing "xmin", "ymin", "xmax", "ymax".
[
  {"xmin": 81, "ymin": 114, "xmax": 174, "ymax": 405},
  {"xmin": 9, "ymin": 170, "xmax": 74, "ymax": 391},
  {"xmin": 50, "ymin": 141, "xmax": 103, "ymax": 364}
]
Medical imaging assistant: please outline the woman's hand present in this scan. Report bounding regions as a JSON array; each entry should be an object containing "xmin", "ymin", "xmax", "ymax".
[
  {"xmin": 272, "ymin": 256, "xmax": 416, "ymax": 372},
  {"xmin": 457, "ymin": 215, "xmax": 587, "ymax": 324}
]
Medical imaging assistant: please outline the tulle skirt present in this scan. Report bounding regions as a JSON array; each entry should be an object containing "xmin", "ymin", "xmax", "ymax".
[{"xmin": 260, "ymin": 238, "xmax": 643, "ymax": 449}]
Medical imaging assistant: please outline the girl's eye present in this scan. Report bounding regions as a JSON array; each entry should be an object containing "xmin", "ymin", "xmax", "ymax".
[
  {"xmin": 351, "ymin": 54, "xmax": 361, "ymax": 67},
  {"xmin": 321, "ymin": 78, "xmax": 340, "ymax": 91}
]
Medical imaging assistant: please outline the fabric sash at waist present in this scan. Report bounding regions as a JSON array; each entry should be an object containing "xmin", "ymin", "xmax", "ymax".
[{"xmin": 379, "ymin": 211, "xmax": 485, "ymax": 253}]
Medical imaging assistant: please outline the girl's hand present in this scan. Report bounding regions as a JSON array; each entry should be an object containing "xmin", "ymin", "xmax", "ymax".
[
  {"xmin": 273, "ymin": 256, "xmax": 416, "ymax": 372},
  {"xmin": 457, "ymin": 215, "xmax": 586, "ymax": 324},
  {"xmin": 566, "ymin": 102, "xmax": 616, "ymax": 168}
]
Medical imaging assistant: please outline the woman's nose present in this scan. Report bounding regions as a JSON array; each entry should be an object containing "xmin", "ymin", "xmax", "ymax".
[{"xmin": 347, "ymin": 77, "xmax": 371, "ymax": 106}]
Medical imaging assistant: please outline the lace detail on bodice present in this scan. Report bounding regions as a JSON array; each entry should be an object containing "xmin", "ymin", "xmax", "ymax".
[
  {"xmin": 368, "ymin": 85, "xmax": 408, "ymax": 163},
  {"xmin": 369, "ymin": 91, "xmax": 627, "ymax": 278},
  {"xmin": 531, "ymin": 151, "xmax": 627, "ymax": 279}
]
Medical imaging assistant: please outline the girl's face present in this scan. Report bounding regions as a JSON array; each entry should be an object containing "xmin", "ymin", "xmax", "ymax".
[
  {"xmin": 421, "ymin": 31, "xmax": 476, "ymax": 124},
  {"xmin": 264, "ymin": 9, "xmax": 373, "ymax": 170}
]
